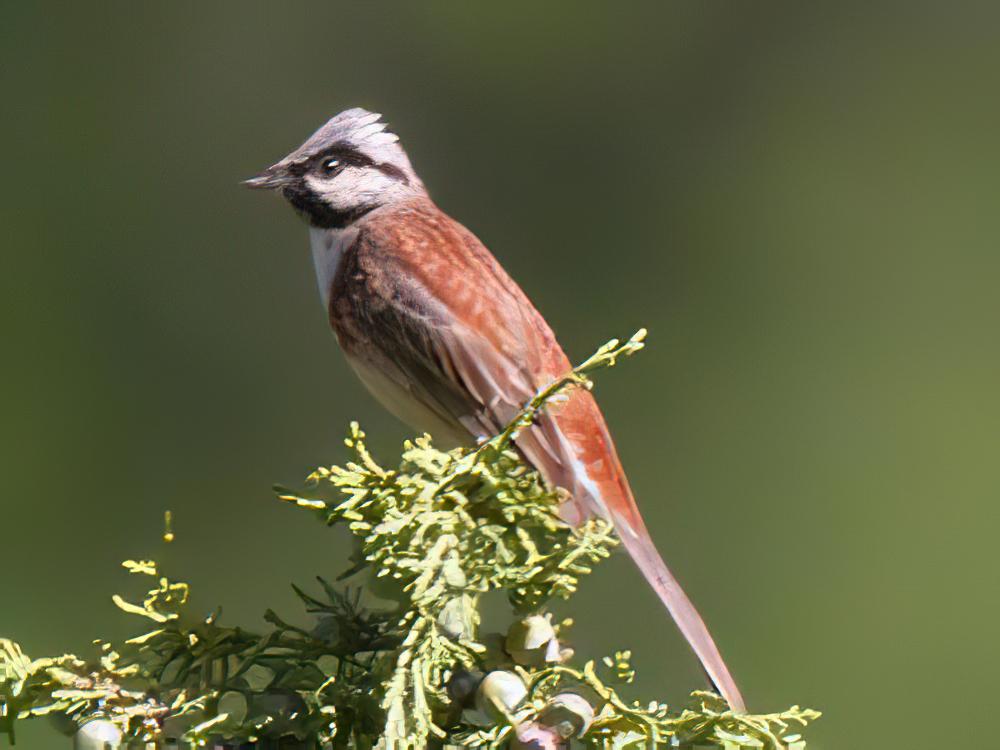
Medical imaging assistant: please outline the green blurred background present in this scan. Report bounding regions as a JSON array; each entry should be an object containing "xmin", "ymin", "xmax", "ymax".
[{"xmin": 2, "ymin": 3, "xmax": 998, "ymax": 748}]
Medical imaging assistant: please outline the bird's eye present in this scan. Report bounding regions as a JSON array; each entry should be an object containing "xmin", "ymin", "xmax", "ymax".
[{"xmin": 322, "ymin": 158, "xmax": 341, "ymax": 174}]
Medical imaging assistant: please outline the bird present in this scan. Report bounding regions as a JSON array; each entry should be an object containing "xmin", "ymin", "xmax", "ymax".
[{"xmin": 245, "ymin": 108, "xmax": 746, "ymax": 712}]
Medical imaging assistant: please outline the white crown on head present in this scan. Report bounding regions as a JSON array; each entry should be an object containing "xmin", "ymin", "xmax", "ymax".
[
  {"xmin": 275, "ymin": 108, "xmax": 419, "ymax": 186},
  {"xmin": 289, "ymin": 108, "xmax": 400, "ymax": 161}
]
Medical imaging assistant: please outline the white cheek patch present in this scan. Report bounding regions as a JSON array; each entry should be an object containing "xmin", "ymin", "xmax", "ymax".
[{"xmin": 304, "ymin": 167, "xmax": 401, "ymax": 212}]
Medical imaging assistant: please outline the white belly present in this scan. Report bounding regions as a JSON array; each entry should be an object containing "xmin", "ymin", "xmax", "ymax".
[
  {"xmin": 309, "ymin": 226, "xmax": 357, "ymax": 309},
  {"xmin": 345, "ymin": 353, "xmax": 473, "ymax": 449}
]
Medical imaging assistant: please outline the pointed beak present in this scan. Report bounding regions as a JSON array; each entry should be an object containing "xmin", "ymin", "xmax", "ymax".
[{"xmin": 243, "ymin": 163, "xmax": 292, "ymax": 190}]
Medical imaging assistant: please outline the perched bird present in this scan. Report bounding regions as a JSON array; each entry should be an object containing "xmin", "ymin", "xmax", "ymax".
[{"xmin": 246, "ymin": 108, "xmax": 745, "ymax": 712}]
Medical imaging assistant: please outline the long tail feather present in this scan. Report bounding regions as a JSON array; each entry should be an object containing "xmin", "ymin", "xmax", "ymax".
[
  {"xmin": 610, "ymin": 510, "xmax": 746, "ymax": 713},
  {"xmin": 519, "ymin": 400, "xmax": 746, "ymax": 712}
]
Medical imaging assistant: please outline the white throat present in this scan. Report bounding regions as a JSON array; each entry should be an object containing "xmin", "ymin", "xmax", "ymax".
[{"xmin": 309, "ymin": 226, "xmax": 356, "ymax": 309}]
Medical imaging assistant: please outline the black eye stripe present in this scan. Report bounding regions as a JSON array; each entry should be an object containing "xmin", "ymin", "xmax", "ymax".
[
  {"xmin": 374, "ymin": 161, "xmax": 409, "ymax": 184},
  {"xmin": 305, "ymin": 143, "xmax": 410, "ymax": 185},
  {"xmin": 313, "ymin": 145, "xmax": 376, "ymax": 171}
]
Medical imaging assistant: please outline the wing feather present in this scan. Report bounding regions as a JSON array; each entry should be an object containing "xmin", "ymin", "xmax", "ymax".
[{"xmin": 325, "ymin": 200, "xmax": 746, "ymax": 710}]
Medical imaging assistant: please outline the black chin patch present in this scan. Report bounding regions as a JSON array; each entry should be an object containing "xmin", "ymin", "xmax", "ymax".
[{"xmin": 282, "ymin": 183, "xmax": 376, "ymax": 229}]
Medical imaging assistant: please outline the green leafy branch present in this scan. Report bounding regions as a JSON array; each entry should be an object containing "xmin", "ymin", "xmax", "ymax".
[{"xmin": 1, "ymin": 330, "xmax": 820, "ymax": 749}]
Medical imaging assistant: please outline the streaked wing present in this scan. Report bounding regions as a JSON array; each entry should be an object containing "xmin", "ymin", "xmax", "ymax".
[
  {"xmin": 327, "ymin": 200, "xmax": 620, "ymax": 522},
  {"xmin": 326, "ymin": 198, "xmax": 747, "ymax": 711}
]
